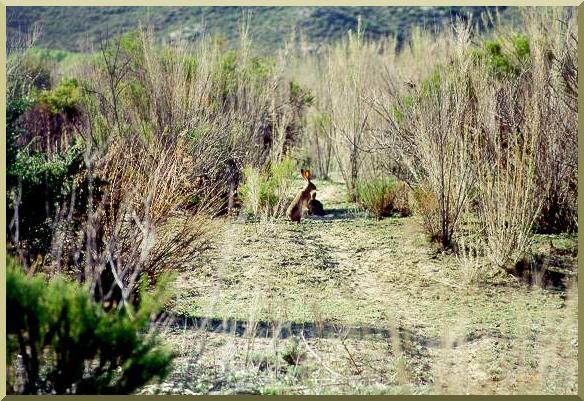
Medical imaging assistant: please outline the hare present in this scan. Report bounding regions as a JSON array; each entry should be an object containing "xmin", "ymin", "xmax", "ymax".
[
  {"xmin": 308, "ymin": 192, "xmax": 325, "ymax": 216},
  {"xmin": 287, "ymin": 169, "xmax": 316, "ymax": 223}
]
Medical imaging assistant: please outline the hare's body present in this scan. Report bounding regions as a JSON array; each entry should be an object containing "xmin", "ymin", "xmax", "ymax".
[
  {"xmin": 287, "ymin": 188, "xmax": 314, "ymax": 222},
  {"xmin": 308, "ymin": 192, "xmax": 325, "ymax": 216},
  {"xmin": 287, "ymin": 169, "xmax": 316, "ymax": 223}
]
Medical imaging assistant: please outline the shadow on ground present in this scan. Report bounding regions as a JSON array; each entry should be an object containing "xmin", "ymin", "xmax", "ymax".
[{"xmin": 169, "ymin": 315, "xmax": 441, "ymax": 348}]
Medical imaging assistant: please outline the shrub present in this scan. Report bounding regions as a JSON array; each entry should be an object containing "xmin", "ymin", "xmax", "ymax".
[
  {"xmin": 13, "ymin": 78, "xmax": 83, "ymax": 153},
  {"xmin": 7, "ymin": 145, "xmax": 85, "ymax": 263},
  {"xmin": 6, "ymin": 96, "xmax": 35, "ymax": 175},
  {"xmin": 35, "ymin": 78, "xmax": 82, "ymax": 114},
  {"xmin": 472, "ymin": 129, "xmax": 541, "ymax": 268},
  {"xmin": 393, "ymin": 181, "xmax": 413, "ymax": 217},
  {"xmin": 413, "ymin": 185, "xmax": 441, "ymax": 242},
  {"xmin": 6, "ymin": 257, "xmax": 174, "ymax": 394},
  {"xmin": 355, "ymin": 177, "xmax": 411, "ymax": 219},
  {"xmin": 512, "ymin": 34, "xmax": 530, "ymax": 59},
  {"xmin": 483, "ymin": 40, "xmax": 514, "ymax": 76},
  {"xmin": 289, "ymin": 80, "xmax": 314, "ymax": 107},
  {"xmin": 281, "ymin": 336, "xmax": 305, "ymax": 366},
  {"xmin": 238, "ymin": 158, "xmax": 297, "ymax": 218}
]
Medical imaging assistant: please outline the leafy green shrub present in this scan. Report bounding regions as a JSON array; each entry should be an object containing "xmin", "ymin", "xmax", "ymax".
[
  {"xmin": 356, "ymin": 177, "xmax": 411, "ymax": 219},
  {"xmin": 7, "ymin": 146, "xmax": 85, "ymax": 260},
  {"xmin": 35, "ymin": 78, "xmax": 82, "ymax": 114},
  {"xmin": 483, "ymin": 40, "xmax": 513, "ymax": 76},
  {"xmin": 26, "ymin": 48, "xmax": 83, "ymax": 65},
  {"xmin": 512, "ymin": 34, "xmax": 530, "ymax": 59},
  {"xmin": 7, "ymin": 96, "xmax": 35, "ymax": 173},
  {"xmin": 238, "ymin": 158, "xmax": 297, "ymax": 218},
  {"xmin": 281, "ymin": 336, "xmax": 305, "ymax": 366},
  {"xmin": 469, "ymin": 36, "xmax": 532, "ymax": 78},
  {"xmin": 249, "ymin": 56, "xmax": 276, "ymax": 84},
  {"xmin": 6, "ymin": 257, "xmax": 174, "ymax": 394}
]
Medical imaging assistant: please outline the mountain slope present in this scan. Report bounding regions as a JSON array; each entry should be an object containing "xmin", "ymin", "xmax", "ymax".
[{"xmin": 8, "ymin": 6, "xmax": 512, "ymax": 52}]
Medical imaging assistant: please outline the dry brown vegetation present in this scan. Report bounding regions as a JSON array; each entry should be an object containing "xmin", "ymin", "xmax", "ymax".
[{"xmin": 6, "ymin": 7, "xmax": 577, "ymax": 395}]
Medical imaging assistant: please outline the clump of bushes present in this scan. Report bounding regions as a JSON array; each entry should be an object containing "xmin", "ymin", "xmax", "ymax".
[
  {"xmin": 355, "ymin": 177, "xmax": 412, "ymax": 219},
  {"xmin": 468, "ymin": 34, "xmax": 531, "ymax": 78},
  {"xmin": 15, "ymin": 78, "xmax": 83, "ymax": 152},
  {"xmin": 6, "ymin": 257, "xmax": 174, "ymax": 395},
  {"xmin": 7, "ymin": 144, "xmax": 85, "ymax": 262},
  {"xmin": 34, "ymin": 78, "xmax": 82, "ymax": 114},
  {"xmin": 238, "ymin": 158, "xmax": 297, "ymax": 218}
]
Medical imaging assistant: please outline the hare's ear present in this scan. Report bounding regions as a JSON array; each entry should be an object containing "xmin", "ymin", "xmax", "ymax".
[
  {"xmin": 300, "ymin": 169, "xmax": 307, "ymax": 180},
  {"xmin": 304, "ymin": 169, "xmax": 311, "ymax": 180}
]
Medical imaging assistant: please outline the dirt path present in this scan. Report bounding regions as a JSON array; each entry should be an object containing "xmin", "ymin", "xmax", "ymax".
[{"xmin": 147, "ymin": 178, "xmax": 577, "ymax": 395}]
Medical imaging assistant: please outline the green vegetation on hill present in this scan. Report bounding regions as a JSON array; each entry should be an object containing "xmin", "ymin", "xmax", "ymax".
[{"xmin": 8, "ymin": 6, "xmax": 515, "ymax": 52}]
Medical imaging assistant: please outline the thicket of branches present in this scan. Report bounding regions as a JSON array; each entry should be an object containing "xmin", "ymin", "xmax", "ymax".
[{"xmin": 297, "ymin": 8, "xmax": 577, "ymax": 266}]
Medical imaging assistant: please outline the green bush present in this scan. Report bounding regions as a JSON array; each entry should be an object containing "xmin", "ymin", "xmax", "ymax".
[
  {"xmin": 512, "ymin": 34, "xmax": 530, "ymax": 59},
  {"xmin": 6, "ymin": 96, "xmax": 35, "ymax": 174},
  {"xmin": 468, "ymin": 35, "xmax": 531, "ymax": 78},
  {"xmin": 26, "ymin": 48, "xmax": 80, "ymax": 64},
  {"xmin": 6, "ymin": 257, "xmax": 174, "ymax": 394},
  {"xmin": 238, "ymin": 158, "xmax": 297, "ymax": 217},
  {"xmin": 7, "ymin": 145, "xmax": 85, "ymax": 260},
  {"xmin": 356, "ymin": 177, "xmax": 411, "ymax": 219},
  {"xmin": 34, "ymin": 78, "xmax": 82, "ymax": 114},
  {"xmin": 249, "ymin": 56, "xmax": 276, "ymax": 83}
]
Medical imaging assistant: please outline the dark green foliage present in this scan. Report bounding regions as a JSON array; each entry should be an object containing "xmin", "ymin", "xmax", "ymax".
[
  {"xmin": 6, "ymin": 257, "xmax": 174, "ymax": 394},
  {"xmin": 6, "ymin": 96, "xmax": 35, "ymax": 176},
  {"xmin": 6, "ymin": 68, "xmax": 86, "ymax": 262},
  {"xmin": 7, "ymin": 146, "xmax": 85, "ymax": 259}
]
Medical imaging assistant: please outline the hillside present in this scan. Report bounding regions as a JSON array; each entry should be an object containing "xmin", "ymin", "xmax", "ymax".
[{"xmin": 7, "ymin": 6, "xmax": 512, "ymax": 52}]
